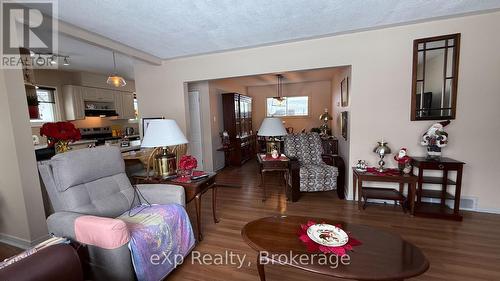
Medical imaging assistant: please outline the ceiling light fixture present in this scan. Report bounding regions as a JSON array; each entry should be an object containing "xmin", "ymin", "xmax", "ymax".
[
  {"xmin": 49, "ymin": 55, "xmax": 57, "ymax": 65},
  {"xmin": 35, "ymin": 55, "xmax": 45, "ymax": 66},
  {"xmin": 272, "ymin": 74, "xmax": 285, "ymax": 105},
  {"xmin": 106, "ymin": 51, "xmax": 126, "ymax": 87},
  {"xmin": 63, "ymin": 56, "xmax": 70, "ymax": 66}
]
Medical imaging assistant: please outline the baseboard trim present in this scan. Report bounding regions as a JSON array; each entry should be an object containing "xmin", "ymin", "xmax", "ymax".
[
  {"xmin": 0, "ymin": 233, "xmax": 50, "ymax": 249},
  {"xmin": 347, "ymin": 198, "xmax": 500, "ymax": 215},
  {"xmin": 476, "ymin": 207, "xmax": 500, "ymax": 214}
]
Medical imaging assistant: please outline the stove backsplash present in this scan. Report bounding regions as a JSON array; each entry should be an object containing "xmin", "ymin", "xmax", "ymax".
[{"xmin": 32, "ymin": 118, "xmax": 139, "ymax": 146}]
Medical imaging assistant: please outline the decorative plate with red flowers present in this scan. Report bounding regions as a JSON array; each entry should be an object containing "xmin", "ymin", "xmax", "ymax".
[{"xmin": 298, "ymin": 220, "xmax": 362, "ymax": 256}]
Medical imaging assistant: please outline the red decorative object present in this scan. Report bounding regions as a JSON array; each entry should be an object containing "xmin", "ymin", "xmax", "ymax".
[
  {"xmin": 28, "ymin": 105, "xmax": 40, "ymax": 119},
  {"xmin": 179, "ymin": 155, "xmax": 198, "ymax": 171},
  {"xmin": 394, "ymin": 148, "xmax": 411, "ymax": 165},
  {"xmin": 40, "ymin": 122, "xmax": 81, "ymax": 147},
  {"xmin": 298, "ymin": 220, "xmax": 362, "ymax": 256},
  {"xmin": 366, "ymin": 167, "xmax": 400, "ymax": 176},
  {"xmin": 263, "ymin": 155, "xmax": 287, "ymax": 161}
]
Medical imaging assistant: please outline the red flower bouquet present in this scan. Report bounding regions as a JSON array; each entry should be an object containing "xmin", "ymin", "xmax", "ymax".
[
  {"xmin": 40, "ymin": 122, "xmax": 81, "ymax": 153},
  {"xmin": 40, "ymin": 122, "xmax": 81, "ymax": 145},
  {"xmin": 298, "ymin": 220, "xmax": 362, "ymax": 256}
]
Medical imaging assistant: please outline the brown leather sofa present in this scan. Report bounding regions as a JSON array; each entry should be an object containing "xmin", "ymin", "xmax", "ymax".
[{"xmin": 0, "ymin": 244, "xmax": 83, "ymax": 281}]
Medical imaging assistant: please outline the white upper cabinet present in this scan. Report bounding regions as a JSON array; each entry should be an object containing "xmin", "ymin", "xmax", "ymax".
[
  {"xmin": 82, "ymin": 87, "xmax": 98, "ymax": 101},
  {"xmin": 62, "ymin": 85, "xmax": 85, "ymax": 120},
  {"xmin": 120, "ymin": 92, "xmax": 136, "ymax": 119},
  {"xmin": 83, "ymin": 87, "xmax": 115, "ymax": 102},
  {"xmin": 63, "ymin": 85, "xmax": 135, "ymax": 120},
  {"xmin": 97, "ymin": 89, "xmax": 115, "ymax": 103}
]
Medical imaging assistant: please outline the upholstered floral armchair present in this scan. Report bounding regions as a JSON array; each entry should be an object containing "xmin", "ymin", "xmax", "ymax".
[{"xmin": 284, "ymin": 133, "xmax": 345, "ymax": 201}]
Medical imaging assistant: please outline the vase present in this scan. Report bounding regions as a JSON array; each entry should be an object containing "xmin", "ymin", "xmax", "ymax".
[{"xmin": 55, "ymin": 140, "xmax": 71, "ymax": 154}]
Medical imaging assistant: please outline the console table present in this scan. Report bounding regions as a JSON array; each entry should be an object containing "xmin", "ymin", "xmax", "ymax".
[
  {"xmin": 352, "ymin": 168, "xmax": 418, "ymax": 214},
  {"xmin": 411, "ymin": 157, "xmax": 465, "ymax": 221}
]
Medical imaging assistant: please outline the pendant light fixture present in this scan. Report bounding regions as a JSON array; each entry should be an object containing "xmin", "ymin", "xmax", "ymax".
[
  {"xmin": 272, "ymin": 74, "xmax": 285, "ymax": 105},
  {"xmin": 107, "ymin": 51, "xmax": 126, "ymax": 87}
]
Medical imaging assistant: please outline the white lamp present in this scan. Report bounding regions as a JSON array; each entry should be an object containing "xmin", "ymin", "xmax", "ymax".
[
  {"xmin": 258, "ymin": 117, "xmax": 287, "ymax": 157},
  {"xmin": 142, "ymin": 119, "xmax": 188, "ymax": 178}
]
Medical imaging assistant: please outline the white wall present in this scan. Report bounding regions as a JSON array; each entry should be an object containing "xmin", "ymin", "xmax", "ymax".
[
  {"xmin": 331, "ymin": 67, "xmax": 352, "ymax": 185},
  {"xmin": 135, "ymin": 11, "xmax": 500, "ymax": 212},
  {"xmin": 0, "ymin": 68, "xmax": 48, "ymax": 248},
  {"xmin": 247, "ymin": 80, "xmax": 332, "ymax": 133},
  {"xmin": 187, "ymin": 81, "xmax": 213, "ymax": 171}
]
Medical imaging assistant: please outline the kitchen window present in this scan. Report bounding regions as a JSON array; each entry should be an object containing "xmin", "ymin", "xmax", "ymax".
[
  {"xmin": 266, "ymin": 96, "xmax": 309, "ymax": 117},
  {"xmin": 30, "ymin": 87, "xmax": 57, "ymax": 123}
]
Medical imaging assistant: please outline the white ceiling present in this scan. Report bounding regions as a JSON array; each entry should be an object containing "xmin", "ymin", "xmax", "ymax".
[
  {"xmin": 46, "ymin": 0, "xmax": 500, "ymax": 59},
  {"xmin": 57, "ymin": 34, "xmax": 136, "ymax": 80},
  {"xmin": 213, "ymin": 66, "xmax": 348, "ymax": 87},
  {"xmin": 32, "ymin": 33, "xmax": 136, "ymax": 80}
]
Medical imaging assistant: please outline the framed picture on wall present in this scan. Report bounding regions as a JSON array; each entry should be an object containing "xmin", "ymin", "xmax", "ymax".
[
  {"xmin": 341, "ymin": 111, "xmax": 348, "ymax": 140},
  {"xmin": 341, "ymin": 77, "xmax": 349, "ymax": 107},
  {"xmin": 141, "ymin": 117, "xmax": 165, "ymax": 138}
]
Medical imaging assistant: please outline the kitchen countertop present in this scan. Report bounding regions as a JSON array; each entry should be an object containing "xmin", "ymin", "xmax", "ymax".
[{"xmin": 34, "ymin": 139, "xmax": 97, "ymax": 150}]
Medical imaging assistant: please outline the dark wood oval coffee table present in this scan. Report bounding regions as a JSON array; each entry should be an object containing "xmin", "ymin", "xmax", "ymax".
[{"xmin": 241, "ymin": 216, "xmax": 429, "ymax": 281}]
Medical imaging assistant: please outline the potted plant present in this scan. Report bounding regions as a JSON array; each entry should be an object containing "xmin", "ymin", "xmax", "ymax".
[
  {"xmin": 27, "ymin": 95, "xmax": 40, "ymax": 119},
  {"xmin": 40, "ymin": 122, "xmax": 82, "ymax": 153}
]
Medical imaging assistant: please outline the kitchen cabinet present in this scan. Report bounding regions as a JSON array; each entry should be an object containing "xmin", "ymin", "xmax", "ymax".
[
  {"xmin": 82, "ymin": 87, "xmax": 98, "ymax": 101},
  {"xmin": 97, "ymin": 89, "xmax": 115, "ymax": 102},
  {"xmin": 83, "ymin": 87, "xmax": 114, "ymax": 102},
  {"xmin": 62, "ymin": 85, "xmax": 85, "ymax": 120},
  {"xmin": 114, "ymin": 91, "xmax": 135, "ymax": 119},
  {"xmin": 63, "ymin": 85, "xmax": 135, "ymax": 120},
  {"xmin": 121, "ymin": 92, "xmax": 136, "ymax": 119}
]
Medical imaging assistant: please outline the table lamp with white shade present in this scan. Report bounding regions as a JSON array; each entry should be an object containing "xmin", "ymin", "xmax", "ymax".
[
  {"xmin": 141, "ymin": 119, "xmax": 188, "ymax": 178},
  {"xmin": 257, "ymin": 117, "xmax": 287, "ymax": 158}
]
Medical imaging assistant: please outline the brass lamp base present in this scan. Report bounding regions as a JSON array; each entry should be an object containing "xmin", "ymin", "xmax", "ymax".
[
  {"xmin": 155, "ymin": 147, "xmax": 177, "ymax": 178},
  {"xmin": 266, "ymin": 140, "xmax": 280, "ymax": 155}
]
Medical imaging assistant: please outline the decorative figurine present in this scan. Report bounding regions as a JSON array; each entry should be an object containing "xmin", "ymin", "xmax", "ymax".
[
  {"xmin": 373, "ymin": 139, "xmax": 391, "ymax": 172},
  {"xmin": 271, "ymin": 148, "xmax": 279, "ymax": 159},
  {"xmin": 394, "ymin": 147, "xmax": 412, "ymax": 174},
  {"xmin": 421, "ymin": 120, "xmax": 450, "ymax": 159},
  {"xmin": 355, "ymin": 160, "xmax": 368, "ymax": 172}
]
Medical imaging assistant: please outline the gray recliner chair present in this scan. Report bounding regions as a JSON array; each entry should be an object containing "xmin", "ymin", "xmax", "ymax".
[{"xmin": 38, "ymin": 146, "xmax": 188, "ymax": 281}]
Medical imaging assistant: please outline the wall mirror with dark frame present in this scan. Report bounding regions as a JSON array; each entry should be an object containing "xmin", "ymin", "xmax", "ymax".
[{"xmin": 411, "ymin": 33, "xmax": 460, "ymax": 121}]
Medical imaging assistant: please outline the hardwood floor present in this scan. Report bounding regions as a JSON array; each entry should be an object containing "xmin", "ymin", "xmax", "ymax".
[
  {"xmin": 172, "ymin": 161, "xmax": 500, "ymax": 281},
  {"xmin": 2, "ymin": 160, "xmax": 499, "ymax": 280}
]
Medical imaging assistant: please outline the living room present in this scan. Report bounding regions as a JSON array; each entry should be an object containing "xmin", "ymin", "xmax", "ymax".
[{"xmin": 1, "ymin": 1, "xmax": 500, "ymax": 281}]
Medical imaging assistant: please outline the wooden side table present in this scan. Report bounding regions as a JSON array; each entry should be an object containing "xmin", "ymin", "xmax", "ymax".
[
  {"xmin": 352, "ymin": 168, "xmax": 418, "ymax": 214},
  {"xmin": 257, "ymin": 154, "xmax": 289, "ymax": 201},
  {"xmin": 133, "ymin": 173, "xmax": 219, "ymax": 241},
  {"xmin": 411, "ymin": 157, "xmax": 465, "ymax": 221}
]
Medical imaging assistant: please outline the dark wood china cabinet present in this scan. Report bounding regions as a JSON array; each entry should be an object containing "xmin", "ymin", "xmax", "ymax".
[{"xmin": 222, "ymin": 93, "xmax": 256, "ymax": 165}]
